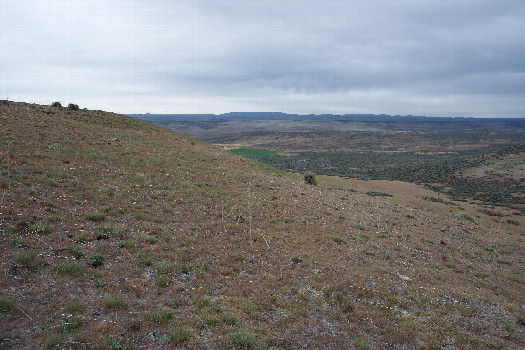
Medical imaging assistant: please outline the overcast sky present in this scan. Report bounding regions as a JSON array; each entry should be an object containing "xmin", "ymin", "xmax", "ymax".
[{"xmin": 2, "ymin": 0, "xmax": 525, "ymax": 117}]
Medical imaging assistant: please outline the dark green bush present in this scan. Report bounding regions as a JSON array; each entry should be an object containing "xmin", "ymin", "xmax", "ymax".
[
  {"xmin": 304, "ymin": 172, "xmax": 317, "ymax": 186},
  {"xmin": 51, "ymin": 102, "xmax": 62, "ymax": 108},
  {"xmin": 68, "ymin": 103, "xmax": 79, "ymax": 111}
]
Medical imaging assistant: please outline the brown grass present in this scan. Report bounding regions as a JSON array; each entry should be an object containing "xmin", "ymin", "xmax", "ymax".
[{"xmin": 0, "ymin": 101, "xmax": 524, "ymax": 349}]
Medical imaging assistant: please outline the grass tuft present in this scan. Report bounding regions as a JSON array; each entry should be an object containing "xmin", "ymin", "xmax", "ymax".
[
  {"xmin": 84, "ymin": 212, "xmax": 106, "ymax": 222},
  {"xmin": 229, "ymin": 329, "xmax": 266, "ymax": 350},
  {"xmin": 58, "ymin": 262, "xmax": 84, "ymax": 277},
  {"xmin": 103, "ymin": 295, "xmax": 127, "ymax": 310},
  {"xmin": 0, "ymin": 298, "xmax": 15, "ymax": 313}
]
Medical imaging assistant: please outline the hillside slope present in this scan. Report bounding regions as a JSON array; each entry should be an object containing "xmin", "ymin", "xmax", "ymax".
[{"xmin": 1, "ymin": 101, "xmax": 524, "ymax": 349}]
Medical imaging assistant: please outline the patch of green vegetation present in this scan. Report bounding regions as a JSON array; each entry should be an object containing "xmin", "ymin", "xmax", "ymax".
[
  {"xmin": 66, "ymin": 302, "xmax": 85, "ymax": 315},
  {"xmin": 205, "ymin": 317, "xmax": 221, "ymax": 327},
  {"xmin": 123, "ymin": 240, "xmax": 135, "ymax": 249},
  {"xmin": 355, "ymin": 338, "xmax": 376, "ymax": 350},
  {"xmin": 155, "ymin": 260, "xmax": 176, "ymax": 274},
  {"xmin": 222, "ymin": 315, "xmax": 237, "ymax": 325},
  {"xmin": 16, "ymin": 253, "xmax": 42, "ymax": 271},
  {"xmin": 94, "ymin": 224, "xmax": 115, "ymax": 234},
  {"xmin": 57, "ymin": 316, "xmax": 83, "ymax": 333},
  {"xmin": 91, "ymin": 253, "xmax": 104, "ymax": 261},
  {"xmin": 353, "ymin": 223, "xmax": 366, "ymax": 231},
  {"xmin": 106, "ymin": 336, "xmax": 135, "ymax": 350},
  {"xmin": 155, "ymin": 276, "xmax": 171, "ymax": 287},
  {"xmin": 144, "ymin": 310, "xmax": 173, "ymax": 324},
  {"xmin": 84, "ymin": 212, "xmax": 106, "ymax": 222},
  {"xmin": 193, "ymin": 297, "xmax": 211, "ymax": 309},
  {"xmin": 29, "ymin": 223, "xmax": 52, "ymax": 235},
  {"xmin": 229, "ymin": 329, "xmax": 266, "ymax": 350},
  {"xmin": 136, "ymin": 213, "xmax": 154, "ymax": 221},
  {"xmin": 47, "ymin": 215, "xmax": 61, "ymax": 222},
  {"xmin": 138, "ymin": 253, "xmax": 152, "ymax": 266},
  {"xmin": 366, "ymin": 191, "xmax": 393, "ymax": 197},
  {"xmin": 0, "ymin": 298, "xmax": 15, "ymax": 312},
  {"xmin": 144, "ymin": 235, "xmax": 157, "ymax": 244},
  {"xmin": 94, "ymin": 278, "xmax": 106, "ymax": 287},
  {"xmin": 170, "ymin": 328, "xmax": 191, "ymax": 344},
  {"xmin": 454, "ymin": 213, "xmax": 475, "ymax": 222},
  {"xmin": 104, "ymin": 295, "xmax": 127, "ymax": 310},
  {"xmin": 44, "ymin": 334, "xmax": 62, "ymax": 349},
  {"xmin": 74, "ymin": 235, "xmax": 87, "ymax": 244},
  {"xmin": 58, "ymin": 262, "xmax": 84, "ymax": 277},
  {"xmin": 230, "ymin": 148, "xmax": 279, "ymax": 156}
]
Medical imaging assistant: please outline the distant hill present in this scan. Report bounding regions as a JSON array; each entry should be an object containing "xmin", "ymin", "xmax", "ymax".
[
  {"xmin": 2, "ymin": 101, "xmax": 524, "ymax": 349},
  {"xmin": 130, "ymin": 112, "xmax": 525, "ymax": 133}
]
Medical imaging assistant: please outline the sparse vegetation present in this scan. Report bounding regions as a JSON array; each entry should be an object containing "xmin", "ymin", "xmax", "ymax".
[
  {"xmin": 58, "ymin": 262, "xmax": 84, "ymax": 277},
  {"xmin": 155, "ymin": 276, "xmax": 171, "ymax": 287},
  {"xmin": 1, "ymin": 101, "xmax": 524, "ymax": 349},
  {"xmin": 0, "ymin": 298, "xmax": 15, "ymax": 313},
  {"xmin": 84, "ymin": 212, "xmax": 106, "ymax": 222},
  {"xmin": 16, "ymin": 253, "xmax": 42, "ymax": 271},
  {"xmin": 229, "ymin": 329, "xmax": 266, "ymax": 350},
  {"xmin": 103, "ymin": 295, "xmax": 127, "ymax": 310},
  {"xmin": 304, "ymin": 171, "xmax": 317, "ymax": 185},
  {"xmin": 144, "ymin": 310, "xmax": 173, "ymax": 324},
  {"xmin": 138, "ymin": 253, "xmax": 152, "ymax": 266},
  {"xmin": 170, "ymin": 327, "xmax": 191, "ymax": 344},
  {"xmin": 57, "ymin": 316, "xmax": 83, "ymax": 333}
]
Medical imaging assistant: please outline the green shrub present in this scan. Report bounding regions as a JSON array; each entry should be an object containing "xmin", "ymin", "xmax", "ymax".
[
  {"xmin": 68, "ymin": 103, "xmax": 79, "ymax": 111},
  {"xmin": 51, "ymin": 102, "xmax": 62, "ymax": 108},
  {"xmin": 304, "ymin": 172, "xmax": 317, "ymax": 186}
]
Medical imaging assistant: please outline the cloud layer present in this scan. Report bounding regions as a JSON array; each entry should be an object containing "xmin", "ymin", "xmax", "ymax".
[{"xmin": 2, "ymin": 0, "xmax": 525, "ymax": 116}]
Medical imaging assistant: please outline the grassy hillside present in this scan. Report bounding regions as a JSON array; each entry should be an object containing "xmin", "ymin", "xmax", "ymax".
[{"xmin": 1, "ymin": 101, "xmax": 524, "ymax": 349}]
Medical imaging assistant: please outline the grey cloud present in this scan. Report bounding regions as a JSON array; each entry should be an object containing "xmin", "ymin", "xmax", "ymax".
[{"xmin": 1, "ymin": 0, "xmax": 524, "ymax": 116}]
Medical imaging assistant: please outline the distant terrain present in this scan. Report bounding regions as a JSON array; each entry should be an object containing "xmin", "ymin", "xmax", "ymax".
[
  {"xmin": 1, "ymin": 102, "xmax": 524, "ymax": 349},
  {"xmin": 134, "ymin": 112, "xmax": 525, "ymax": 211}
]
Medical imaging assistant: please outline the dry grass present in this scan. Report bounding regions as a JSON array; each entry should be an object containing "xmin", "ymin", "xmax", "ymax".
[{"xmin": 0, "ymin": 101, "xmax": 524, "ymax": 349}]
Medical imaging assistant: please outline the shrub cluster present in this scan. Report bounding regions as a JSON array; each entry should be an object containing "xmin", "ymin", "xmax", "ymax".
[{"xmin": 304, "ymin": 171, "xmax": 317, "ymax": 186}]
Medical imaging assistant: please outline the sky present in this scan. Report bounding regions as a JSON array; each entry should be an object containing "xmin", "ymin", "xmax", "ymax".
[{"xmin": 2, "ymin": 0, "xmax": 525, "ymax": 117}]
